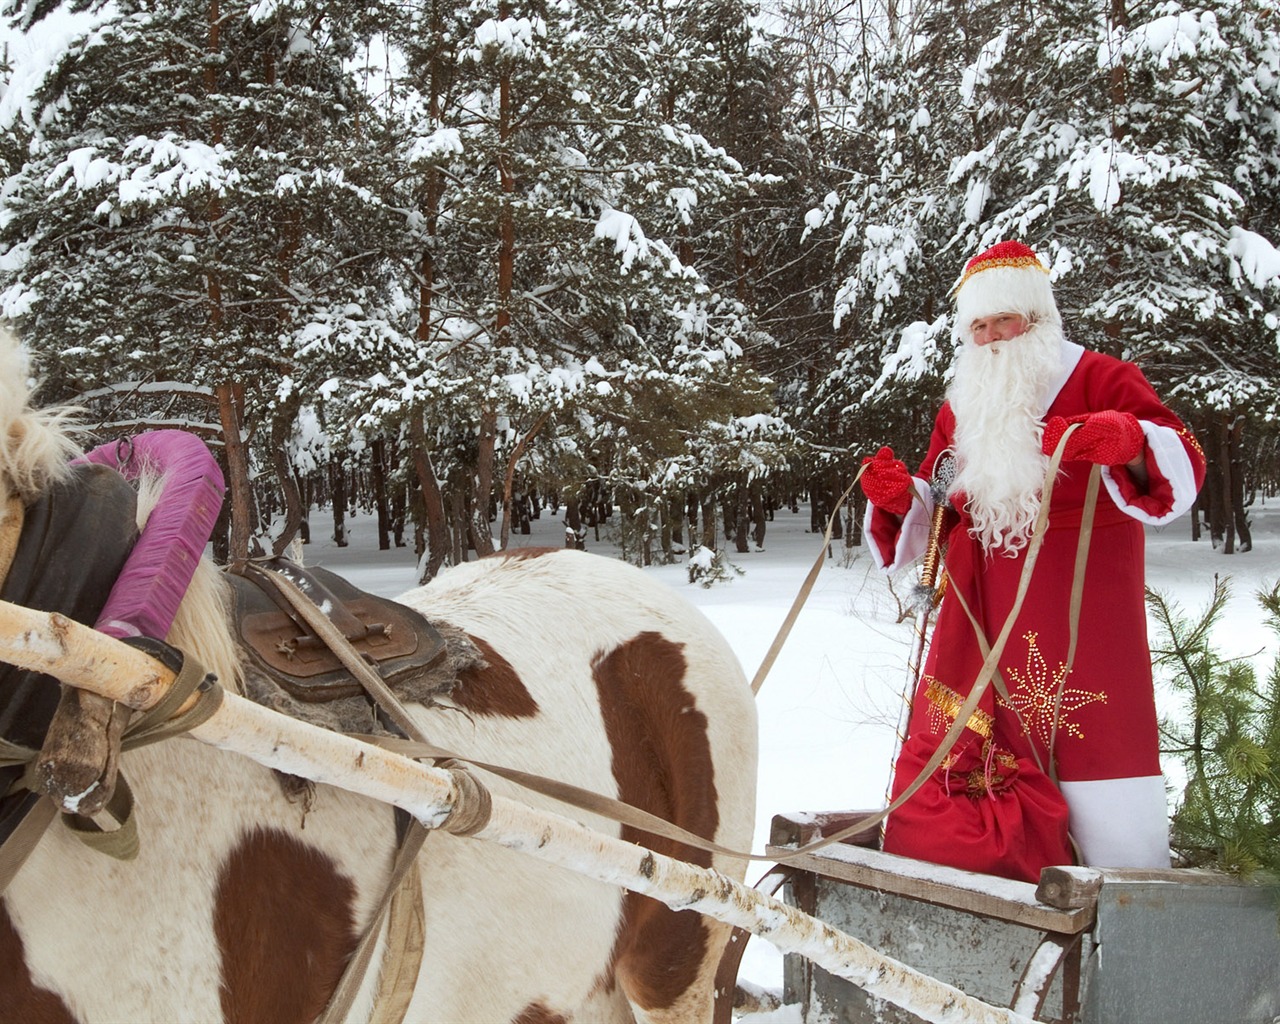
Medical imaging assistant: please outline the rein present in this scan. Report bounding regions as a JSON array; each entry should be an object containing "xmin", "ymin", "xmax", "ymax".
[{"xmin": 750, "ymin": 475, "xmax": 859, "ymax": 695}]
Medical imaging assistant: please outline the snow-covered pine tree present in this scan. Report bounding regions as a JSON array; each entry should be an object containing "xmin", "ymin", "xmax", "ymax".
[
  {"xmin": 341, "ymin": 0, "xmax": 780, "ymax": 572},
  {"xmin": 0, "ymin": 0, "xmax": 408, "ymax": 554}
]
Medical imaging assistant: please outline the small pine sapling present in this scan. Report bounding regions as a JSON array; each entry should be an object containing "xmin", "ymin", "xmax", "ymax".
[{"xmin": 1150, "ymin": 577, "xmax": 1280, "ymax": 877}]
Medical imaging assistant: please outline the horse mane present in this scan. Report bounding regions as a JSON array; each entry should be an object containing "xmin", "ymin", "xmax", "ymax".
[{"xmin": 0, "ymin": 326, "xmax": 81, "ymax": 506}]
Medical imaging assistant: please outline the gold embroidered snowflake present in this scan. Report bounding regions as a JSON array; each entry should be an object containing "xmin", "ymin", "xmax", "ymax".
[{"xmin": 997, "ymin": 631, "xmax": 1107, "ymax": 745}]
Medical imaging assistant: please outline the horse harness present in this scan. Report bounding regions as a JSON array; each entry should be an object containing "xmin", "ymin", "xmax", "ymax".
[{"xmin": 0, "ymin": 469, "xmax": 462, "ymax": 1024}]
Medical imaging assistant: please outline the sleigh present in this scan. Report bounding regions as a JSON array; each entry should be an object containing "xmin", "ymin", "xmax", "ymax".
[{"xmin": 768, "ymin": 810, "xmax": 1280, "ymax": 1024}]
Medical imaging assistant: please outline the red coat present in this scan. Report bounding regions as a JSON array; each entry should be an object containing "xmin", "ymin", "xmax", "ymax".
[{"xmin": 868, "ymin": 343, "xmax": 1205, "ymax": 881}]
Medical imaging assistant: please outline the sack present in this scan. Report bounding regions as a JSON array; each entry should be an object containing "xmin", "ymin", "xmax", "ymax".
[{"xmin": 882, "ymin": 724, "xmax": 1073, "ymax": 884}]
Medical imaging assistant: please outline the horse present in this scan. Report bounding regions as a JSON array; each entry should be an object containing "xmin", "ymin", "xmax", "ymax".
[{"xmin": 0, "ymin": 333, "xmax": 759, "ymax": 1024}]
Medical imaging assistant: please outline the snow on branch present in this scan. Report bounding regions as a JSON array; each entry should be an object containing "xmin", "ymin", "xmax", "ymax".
[
  {"xmin": 76, "ymin": 381, "xmax": 216, "ymax": 400},
  {"xmin": 47, "ymin": 134, "xmax": 241, "ymax": 211},
  {"xmin": 468, "ymin": 15, "xmax": 547, "ymax": 60},
  {"xmin": 960, "ymin": 29, "xmax": 1010, "ymax": 108},
  {"xmin": 1061, "ymin": 139, "xmax": 1201, "ymax": 213},
  {"xmin": 1227, "ymin": 227, "xmax": 1280, "ymax": 293},
  {"xmin": 407, "ymin": 128, "xmax": 465, "ymax": 164},
  {"xmin": 864, "ymin": 315, "xmax": 951, "ymax": 400},
  {"xmin": 594, "ymin": 208, "xmax": 651, "ymax": 274},
  {"xmin": 1116, "ymin": 10, "xmax": 1227, "ymax": 68}
]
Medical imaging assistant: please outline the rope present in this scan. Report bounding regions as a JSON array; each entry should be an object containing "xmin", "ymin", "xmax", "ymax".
[
  {"xmin": 751, "ymin": 474, "xmax": 860, "ymax": 695},
  {"xmin": 355, "ymin": 734, "xmax": 761, "ymax": 859}
]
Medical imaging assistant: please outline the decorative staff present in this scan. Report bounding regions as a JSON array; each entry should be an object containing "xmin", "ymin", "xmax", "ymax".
[{"xmin": 883, "ymin": 452, "xmax": 956, "ymax": 817}]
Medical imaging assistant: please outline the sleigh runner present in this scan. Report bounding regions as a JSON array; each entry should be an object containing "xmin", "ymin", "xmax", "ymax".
[{"xmin": 768, "ymin": 810, "xmax": 1280, "ymax": 1024}]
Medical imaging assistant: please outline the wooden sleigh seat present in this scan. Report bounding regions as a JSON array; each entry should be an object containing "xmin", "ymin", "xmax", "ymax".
[{"xmin": 767, "ymin": 810, "xmax": 1280, "ymax": 1024}]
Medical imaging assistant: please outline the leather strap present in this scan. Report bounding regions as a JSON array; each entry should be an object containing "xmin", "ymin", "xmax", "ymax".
[
  {"xmin": 260, "ymin": 566, "xmax": 433, "ymax": 1024},
  {"xmin": 751, "ymin": 475, "xmax": 859, "ymax": 695},
  {"xmin": 0, "ymin": 790, "xmax": 55, "ymax": 894},
  {"xmin": 1049, "ymin": 463, "xmax": 1101, "ymax": 781},
  {"xmin": 316, "ymin": 820, "xmax": 429, "ymax": 1024}
]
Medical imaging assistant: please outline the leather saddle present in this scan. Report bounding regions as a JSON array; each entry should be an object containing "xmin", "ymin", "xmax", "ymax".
[{"xmin": 226, "ymin": 559, "xmax": 447, "ymax": 703}]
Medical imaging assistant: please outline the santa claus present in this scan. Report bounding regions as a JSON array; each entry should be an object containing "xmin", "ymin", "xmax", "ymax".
[{"xmin": 861, "ymin": 241, "xmax": 1205, "ymax": 882}]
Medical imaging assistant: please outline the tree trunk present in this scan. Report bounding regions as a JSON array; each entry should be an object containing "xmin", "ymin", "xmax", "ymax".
[
  {"xmin": 329, "ymin": 458, "xmax": 348, "ymax": 548},
  {"xmin": 450, "ymin": 488, "xmax": 467, "ymax": 563},
  {"xmin": 268, "ymin": 405, "xmax": 303, "ymax": 557},
  {"xmin": 391, "ymin": 478, "xmax": 406, "ymax": 547},
  {"xmin": 470, "ymin": 409, "xmax": 498, "ymax": 557},
  {"xmin": 215, "ymin": 381, "xmax": 253, "ymax": 564},
  {"xmin": 1217, "ymin": 411, "xmax": 1236, "ymax": 555},
  {"xmin": 1204, "ymin": 415, "xmax": 1226, "ymax": 549},
  {"xmin": 211, "ymin": 447, "xmax": 232, "ymax": 563},
  {"xmin": 733, "ymin": 483, "xmax": 750, "ymax": 554},
  {"xmin": 499, "ymin": 411, "xmax": 550, "ymax": 550},
  {"xmin": 564, "ymin": 498, "xmax": 584, "ymax": 549},
  {"xmin": 408, "ymin": 414, "xmax": 449, "ymax": 581},
  {"xmin": 750, "ymin": 480, "xmax": 767, "ymax": 550},
  {"xmin": 1229, "ymin": 415, "xmax": 1251, "ymax": 552},
  {"xmin": 848, "ymin": 488, "xmax": 863, "ymax": 549},
  {"xmin": 371, "ymin": 436, "xmax": 391, "ymax": 551},
  {"xmin": 700, "ymin": 494, "xmax": 717, "ymax": 551},
  {"xmin": 638, "ymin": 496, "xmax": 652, "ymax": 567}
]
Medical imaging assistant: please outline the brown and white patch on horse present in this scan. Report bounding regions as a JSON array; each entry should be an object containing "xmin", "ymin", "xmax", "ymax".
[
  {"xmin": 0, "ymin": 904, "xmax": 79, "ymax": 1024},
  {"xmin": 213, "ymin": 827, "xmax": 360, "ymax": 1024},
  {"xmin": 511, "ymin": 1000, "xmax": 571, "ymax": 1024},
  {"xmin": 452, "ymin": 634, "xmax": 540, "ymax": 718},
  {"xmin": 592, "ymin": 630, "xmax": 723, "ymax": 1019}
]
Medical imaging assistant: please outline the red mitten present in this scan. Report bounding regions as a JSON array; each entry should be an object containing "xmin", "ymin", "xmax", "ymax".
[
  {"xmin": 860, "ymin": 446, "xmax": 915, "ymax": 515},
  {"xmin": 1042, "ymin": 410, "xmax": 1144, "ymax": 465}
]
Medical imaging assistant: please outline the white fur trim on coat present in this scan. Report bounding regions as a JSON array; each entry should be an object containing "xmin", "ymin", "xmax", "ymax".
[
  {"xmin": 1041, "ymin": 341, "xmax": 1085, "ymax": 413},
  {"xmin": 1101, "ymin": 420, "xmax": 1200, "ymax": 525},
  {"xmin": 864, "ymin": 477, "xmax": 933, "ymax": 573},
  {"xmin": 1059, "ymin": 775, "xmax": 1171, "ymax": 868}
]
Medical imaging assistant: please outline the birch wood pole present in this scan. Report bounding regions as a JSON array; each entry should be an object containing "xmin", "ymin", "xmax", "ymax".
[{"xmin": 0, "ymin": 600, "xmax": 1035, "ymax": 1024}]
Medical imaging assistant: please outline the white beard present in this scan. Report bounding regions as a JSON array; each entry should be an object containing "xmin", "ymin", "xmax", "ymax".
[{"xmin": 946, "ymin": 321, "xmax": 1065, "ymax": 554}]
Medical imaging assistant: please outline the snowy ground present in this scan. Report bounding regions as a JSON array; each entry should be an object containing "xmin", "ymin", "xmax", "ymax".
[{"xmin": 304, "ymin": 498, "xmax": 1280, "ymax": 1012}]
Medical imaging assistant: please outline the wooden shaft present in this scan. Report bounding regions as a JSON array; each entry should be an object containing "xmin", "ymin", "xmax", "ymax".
[
  {"xmin": 919, "ymin": 501, "xmax": 948, "ymax": 590},
  {"xmin": 0, "ymin": 599, "xmax": 1034, "ymax": 1024}
]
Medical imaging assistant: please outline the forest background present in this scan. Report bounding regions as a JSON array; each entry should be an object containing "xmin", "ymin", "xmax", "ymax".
[{"xmin": 0, "ymin": 0, "xmax": 1277, "ymax": 574}]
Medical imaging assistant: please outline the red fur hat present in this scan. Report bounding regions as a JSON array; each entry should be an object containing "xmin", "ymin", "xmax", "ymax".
[{"xmin": 953, "ymin": 241, "xmax": 1059, "ymax": 334}]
